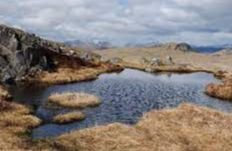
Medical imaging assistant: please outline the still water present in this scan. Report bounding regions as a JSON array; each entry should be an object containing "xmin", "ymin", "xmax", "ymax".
[{"xmin": 9, "ymin": 69, "xmax": 232, "ymax": 138}]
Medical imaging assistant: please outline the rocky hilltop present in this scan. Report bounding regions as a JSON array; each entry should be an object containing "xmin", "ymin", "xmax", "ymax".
[
  {"xmin": 214, "ymin": 48, "xmax": 232, "ymax": 55},
  {"xmin": 153, "ymin": 42, "xmax": 195, "ymax": 52},
  {"xmin": 65, "ymin": 39, "xmax": 113, "ymax": 51},
  {"xmin": 0, "ymin": 25, "xmax": 101, "ymax": 84}
]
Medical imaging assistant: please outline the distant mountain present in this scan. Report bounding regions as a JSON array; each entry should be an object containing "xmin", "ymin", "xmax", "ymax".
[
  {"xmin": 127, "ymin": 42, "xmax": 195, "ymax": 52},
  {"xmin": 125, "ymin": 41, "xmax": 160, "ymax": 48},
  {"xmin": 193, "ymin": 46, "xmax": 224, "ymax": 53},
  {"xmin": 193, "ymin": 44, "xmax": 232, "ymax": 53},
  {"xmin": 65, "ymin": 40, "xmax": 113, "ymax": 50},
  {"xmin": 214, "ymin": 48, "xmax": 232, "ymax": 55}
]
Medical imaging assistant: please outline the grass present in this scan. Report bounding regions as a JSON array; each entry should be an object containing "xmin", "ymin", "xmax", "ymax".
[
  {"xmin": 48, "ymin": 92, "xmax": 101, "ymax": 108},
  {"xmin": 0, "ymin": 99, "xmax": 42, "ymax": 150},
  {"xmin": 0, "ymin": 85, "xmax": 12, "ymax": 100},
  {"xmin": 120, "ymin": 61, "xmax": 210, "ymax": 74},
  {"xmin": 206, "ymin": 82, "xmax": 232, "ymax": 101},
  {"xmin": 95, "ymin": 46, "xmax": 232, "ymax": 74},
  {"xmin": 1, "ymin": 95, "xmax": 232, "ymax": 150},
  {"xmin": 53, "ymin": 103, "xmax": 232, "ymax": 151},
  {"xmin": 28, "ymin": 64, "xmax": 123, "ymax": 86},
  {"xmin": 53, "ymin": 111, "xmax": 86, "ymax": 124}
]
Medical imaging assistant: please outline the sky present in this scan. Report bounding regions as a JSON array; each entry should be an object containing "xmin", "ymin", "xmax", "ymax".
[{"xmin": 0, "ymin": 0, "xmax": 232, "ymax": 46}]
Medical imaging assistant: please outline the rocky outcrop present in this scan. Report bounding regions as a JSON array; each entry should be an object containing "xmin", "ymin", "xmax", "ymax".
[
  {"xmin": 0, "ymin": 25, "xmax": 99, "ymax": 84},
  {"xmin": 161, "ymin": 42, "xmax": 194, "ymax": 52},
  {"xmin": 174, "ymin": 43, "xmax": 194, "ymax": 52},
  {"xmin": 0, "ymin": 25, "xmax": 67, "ymax": 83},
  {"xmin": 214, "ymin": 48, "xmax": 232, "ymax": 55}
]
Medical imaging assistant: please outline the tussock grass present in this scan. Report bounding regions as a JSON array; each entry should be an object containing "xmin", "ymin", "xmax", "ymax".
[
  {"xmin": 0, "ymin": 85, "xmax": 12, "ymax": 100},
  {"xmin": 48, "ymin": 92, "xmax": 101, "ymax": 108},
  {"xmin": 0, "ymin": 113, "xmax": 41, "ymax": 128},
  {"xmin": 53, "ymin": 111, "xmax": 86, "ymax": 124},
  {"xmin": 29, "ymin": 64, "xmax": 123, "ymax": 86},
  {"xmin": 1, "ymin": 98, "xmax": 232, "ymax": 151},
  {"xmin": 0, "ymin": 97, "xmax": 42, "ymax": 150},
  {"xmin": 54, "ymin": 103, "xmax": 232, "ymax": 151},
  {"xmin": 206, "ymin": 82, "xmax": 232, "ymax": 101}
]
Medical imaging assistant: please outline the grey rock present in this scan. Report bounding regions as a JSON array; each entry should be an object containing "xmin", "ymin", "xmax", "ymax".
[
  {"xmin": 100, "ymin": 56, "xmax": 109, "ymax": 63},
  {"xmin": 0, "ymin": 56, "xmax": 7, "ymax": 69},
  {"xmin": 110, "ymin": 57, "xmax": 122, "ymax": 64},
  {"xmin": 174, "ymin": 43, "xmax": 193, "ymax": 52},
  {"xmin": 80, "ymin": 52, "xmax": 94, "ymax": 62},
  {"xmin": 0, "ymin": 25, "xmax": 65, "ymax": 83},
  {"xmin": 145, "ymin": 68, "xmax": 153, "ymax": 73},
  {"xmin": 150, "ymin": 57, "xmax": 161, "ymax": 66},
  {"xmin": 165, "ymin": 56, "xmax": 174, "ymax": 65},
  {"xmin": 140, "ymin": 57, "xmax": 150, "ymax": 64}
]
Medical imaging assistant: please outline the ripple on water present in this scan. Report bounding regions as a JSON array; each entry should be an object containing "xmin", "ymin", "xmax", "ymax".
[{"xmin": 8, "ymin": 69, "xmax": 232, "ymax": 138}]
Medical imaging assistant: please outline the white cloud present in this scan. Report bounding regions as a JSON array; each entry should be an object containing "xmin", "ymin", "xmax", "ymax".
[{"xmin": 0, "ymin": 0, "xmax": 232, "ymax": 45}]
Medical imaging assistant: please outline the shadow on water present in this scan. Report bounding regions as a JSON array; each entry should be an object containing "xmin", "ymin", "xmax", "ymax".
[{"xmin": 8, "ymin": 69, "xmax": 232, "ymax": 138}]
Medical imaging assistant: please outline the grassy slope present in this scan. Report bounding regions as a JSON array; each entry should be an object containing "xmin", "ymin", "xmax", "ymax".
[
  {"xmin": 96, "ymin": 47, "xmax": 232, "ymax": 73},
  {"xmin": 54, "ymin": 104, "xmax": 232, "ymax": 151}
]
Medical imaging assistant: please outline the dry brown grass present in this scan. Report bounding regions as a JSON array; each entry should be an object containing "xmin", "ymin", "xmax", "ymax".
[
  {"xmin": 28, "ymin": 64, "xmax": 123, "ymax": 86},
  {"xmin": 206, "ymin": 79, "xmax": 232, "ymax": 101},
  {"xmin": 54, "ymin": 103, "xmax": 232, "ymax": 151},
  {"xmin": 0, "ymin": 85, "xmax": 12, "ymax": 100},
  {"xmin": 121, "ymin": 61, "xmax": 210, "ymax": 74},
  {"xmin": 96, "ymin": 46, "xmax": 232, "ymax": 73},
  {"xmin": 53, "ymin": 111, "xmax": 86, "ymax": 124},
  {"xmin": 0, "ymin": 98, "xmax": 42, "ymax": 150},
  {"xmin": 1, "ymin": 95, "xmax": 232, "ymax": 151},
  {"xmin": 48, "ymin": 92, "xmax": 101, "ymax": 108},
  {"xmin": 33, "ymin": 67, "xmax": 99, "ymax": 85}
]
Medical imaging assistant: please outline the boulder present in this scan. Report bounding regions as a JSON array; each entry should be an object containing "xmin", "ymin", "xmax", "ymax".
[
  {"xmin": 110, "ymin": 57, "xmax": 123, "ymax": 64},
  {"xmin": 145, "ymin": 68, "xmax": 153, "ymax": 73},
  {"xmin": 165, "ymin": 56, "xmax": 174, "ymax": 65},
  {"xmin": 140, "ymin": 57, "xmax": 149, "ymax": 64},
  {"xmin": 150, "ymin": 57, "xmax": 161, "ymax": 66},
  {"xmin": 100, "ymin": 56, "xmax": 109, "ymax": 63},
  {"xmin": 80, "ymin": 52, "xmax": 94, "ymax": 62}
]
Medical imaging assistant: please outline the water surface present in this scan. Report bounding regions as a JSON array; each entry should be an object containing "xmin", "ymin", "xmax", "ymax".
[{"xmin": 9, "ymin": 69, "xmax": 232, "ymax": 138}]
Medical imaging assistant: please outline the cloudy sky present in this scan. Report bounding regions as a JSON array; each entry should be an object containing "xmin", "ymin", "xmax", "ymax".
[{"xmin": 0, "ymin": 0, "xmax": 232, "ymax": 46}]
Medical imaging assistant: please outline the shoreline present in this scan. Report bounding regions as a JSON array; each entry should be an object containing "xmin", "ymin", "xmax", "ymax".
[
  {"xmin": 0, "ymin": 50, "xmax": 232, "ymax": 150},
  {"xmin": 96, "ymin": 47, "xmax": 232, "ymax": 101},
  {"xmin": 0, "ymin": 64, "xmax": 232, "ymax": 150}
]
